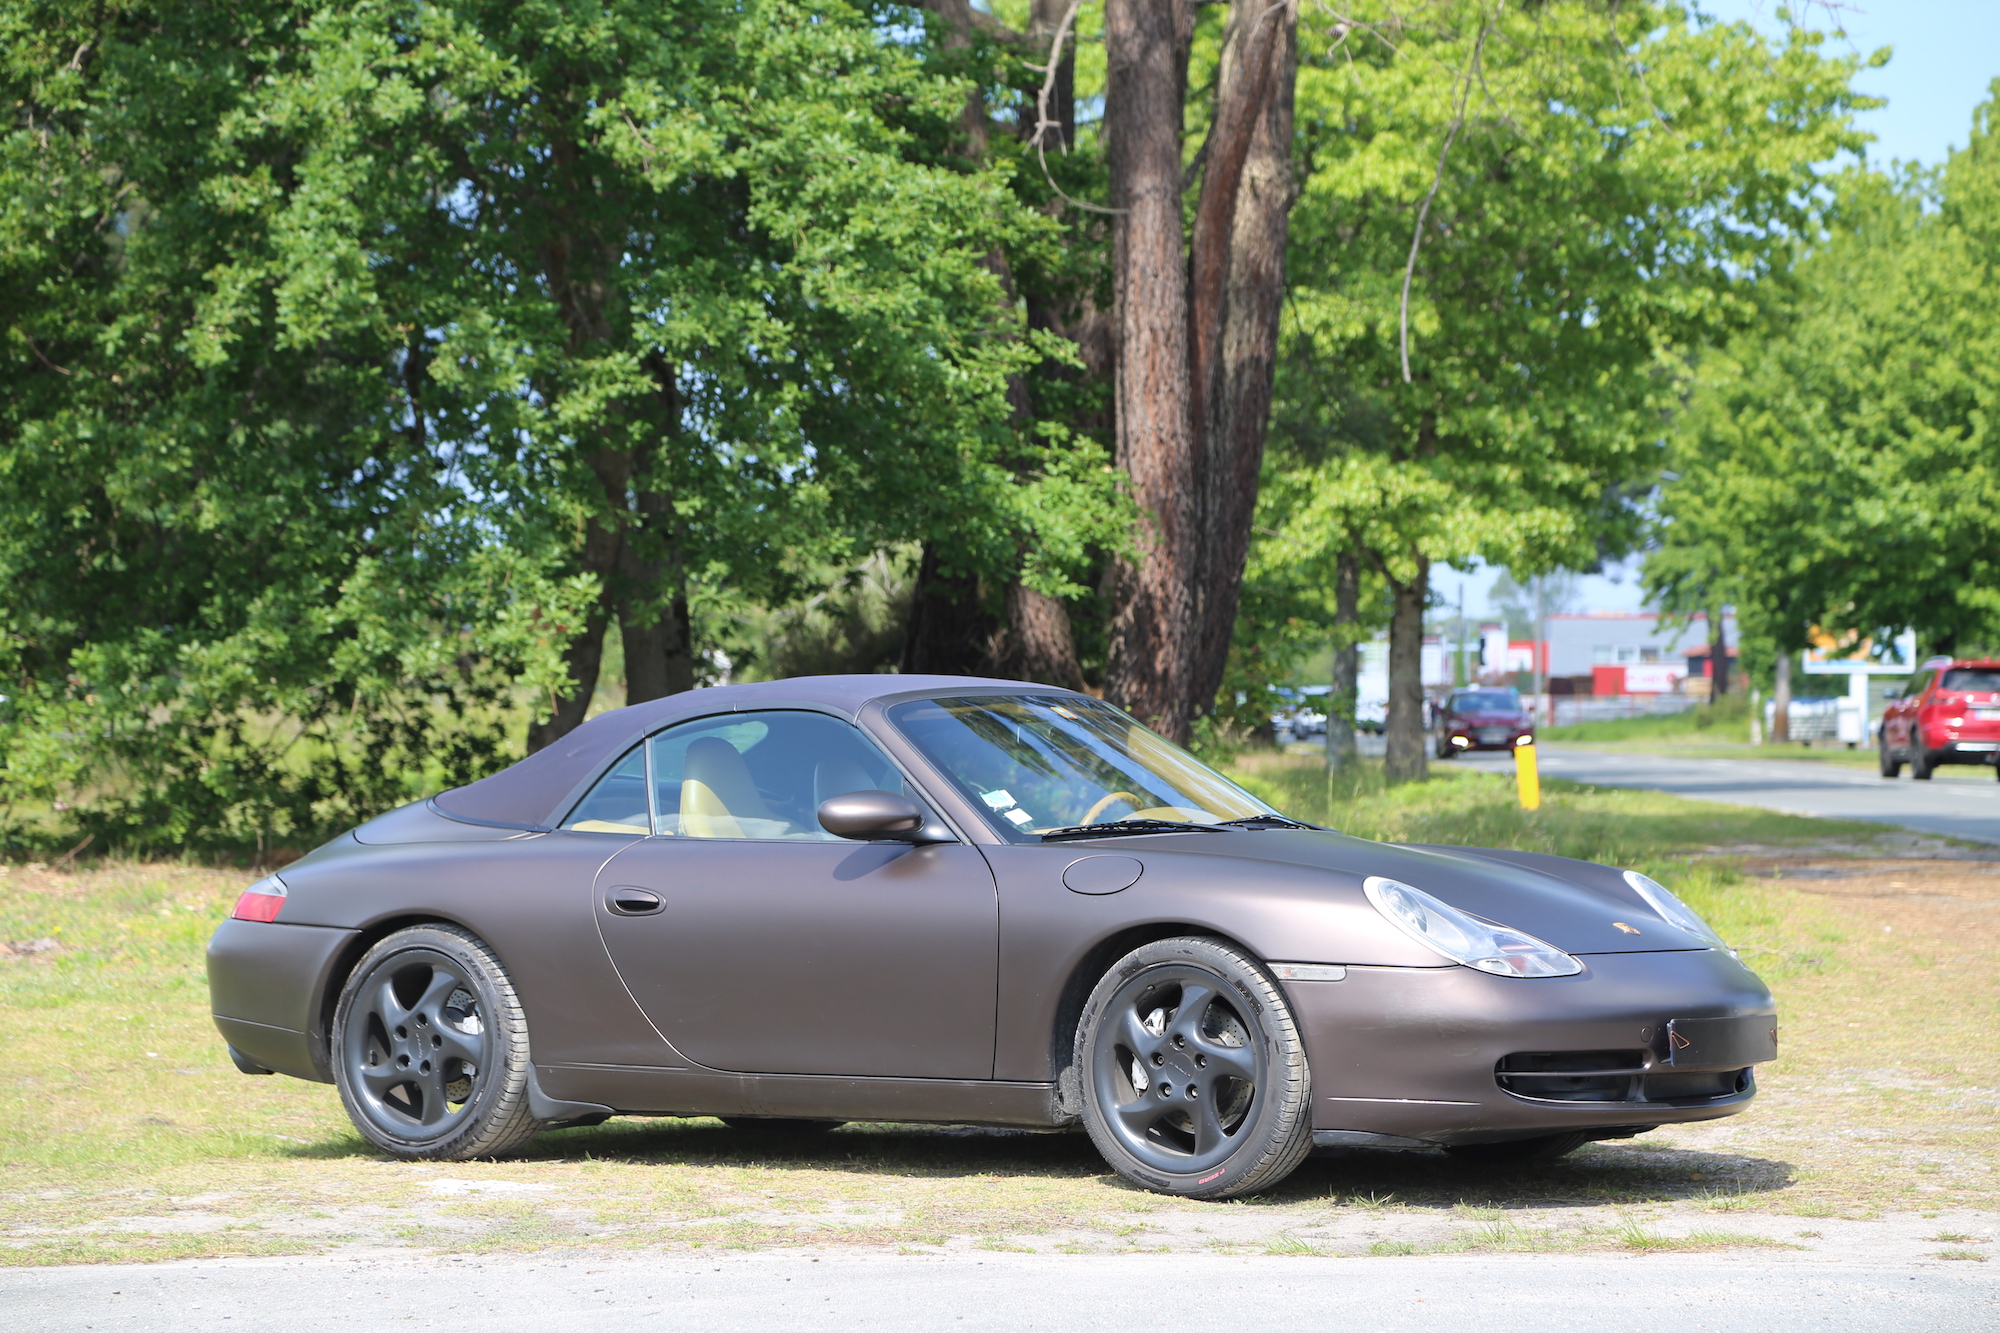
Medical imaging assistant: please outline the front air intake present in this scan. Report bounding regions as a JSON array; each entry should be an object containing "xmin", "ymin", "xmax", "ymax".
[{"xmin": 1496, "ymin": 1051, "xmax": 1751, "ymax": 1105}]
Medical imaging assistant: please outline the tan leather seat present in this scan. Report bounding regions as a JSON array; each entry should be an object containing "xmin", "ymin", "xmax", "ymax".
[{"xmin": 680, "ymin": 737, "xmax": 776, "ymax": 838}]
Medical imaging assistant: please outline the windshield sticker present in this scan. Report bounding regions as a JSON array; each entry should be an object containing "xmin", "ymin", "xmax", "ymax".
[
  {"xmin": 980, "ymin": 789, "xmax": 1017, "ymax": 810},
  {"xmin": 1003, "ymin": 808, "xmax": 1035, "ymax": 826},
  {"xmin": 1050, "ymin": 705, "xmax": 1079, "ymax": 720}
]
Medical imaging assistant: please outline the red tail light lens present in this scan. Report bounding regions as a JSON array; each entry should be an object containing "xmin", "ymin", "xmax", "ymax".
[{"xmin": 231, "ymin": 875, "xmax": 288, "ymax": 923}]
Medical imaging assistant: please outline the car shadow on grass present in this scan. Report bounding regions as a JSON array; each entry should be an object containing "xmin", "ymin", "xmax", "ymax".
[{"xmin": 277, "ymin": 1117, "xmax": 1796, "ymax": 1212}]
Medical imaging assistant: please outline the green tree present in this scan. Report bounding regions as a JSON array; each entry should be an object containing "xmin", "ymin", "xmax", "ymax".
[
  {"xmin": 1652, "ymin": 88, "xmax": 2000, "ymax": 665},
  {"xmin": 1263, "ymin": 1, "xmax": 1869, "ymax": 779},
  {"xmin": 0, "ymin": 0, "xmax": 1096, "ymax": 848}
]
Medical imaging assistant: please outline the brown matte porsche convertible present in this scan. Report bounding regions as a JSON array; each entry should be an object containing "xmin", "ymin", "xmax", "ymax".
[{"xmin": 207, "ymin": 676, "xmax": 1777, "ymax": 1199}]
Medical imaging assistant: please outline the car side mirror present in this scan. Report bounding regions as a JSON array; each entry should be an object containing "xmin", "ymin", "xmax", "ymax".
[{"xmin": 818, "ymin": 791, "xmax": 947, "ymax": 843}]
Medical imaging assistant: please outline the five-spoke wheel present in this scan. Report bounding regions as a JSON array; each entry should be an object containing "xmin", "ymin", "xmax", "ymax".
[
  {"xmin": 1077, "ymin": 937, "xmax": 1312, "ymax": 1200},
  {"xmin": 332, "ymin": 925, "xmax": 542, "ymax": 1160}
]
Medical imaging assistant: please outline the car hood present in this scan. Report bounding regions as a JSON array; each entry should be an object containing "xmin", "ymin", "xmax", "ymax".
[{"xmin": 1153, "ymin": 828, "xmax": 1705, "ymax": 956}]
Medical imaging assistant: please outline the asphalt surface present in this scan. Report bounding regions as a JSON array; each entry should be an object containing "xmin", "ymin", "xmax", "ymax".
[
  {"xmin": 1452, "ymin": 745, "xmax": 2000, "ymax": 846},
  {"xmin": 5, "ymin": 1252, "xmax": 1996, "ymax": 1332}
]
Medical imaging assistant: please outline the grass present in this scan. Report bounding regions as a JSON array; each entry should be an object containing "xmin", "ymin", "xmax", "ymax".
[
  {"xmin": 1, "ymin": 762, "xmax": 1994, "ymax": 1265},
  {"xmin": 1541, "ymin": 694, "xmax": 1756, "ymax": 745}
]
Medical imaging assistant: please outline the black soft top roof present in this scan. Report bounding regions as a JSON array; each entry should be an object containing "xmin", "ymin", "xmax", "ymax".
[{"xmin": 429, "ymin": 674, "xmax": 1070, "ymax": 830}]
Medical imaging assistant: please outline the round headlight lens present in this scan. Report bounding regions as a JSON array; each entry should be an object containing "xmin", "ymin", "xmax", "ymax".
[
  {"xmin": 1622, "ymin": 870, "xmax": 1727, "ymax": 948},
  {"xmin": 1363, "ymin": 876, "xmax": 1583, "ymax": 978}
]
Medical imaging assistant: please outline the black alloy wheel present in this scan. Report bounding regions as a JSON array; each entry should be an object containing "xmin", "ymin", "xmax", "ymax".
[
  {"xmin": 332, "ymin": 924, "xmax": 542, "ymax": 1160},
  {"xmin": 1076, "ymin": 937, "xmax": 1312, "ymax": 1201}
]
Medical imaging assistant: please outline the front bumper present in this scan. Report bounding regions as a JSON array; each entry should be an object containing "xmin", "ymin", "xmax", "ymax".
[{"xmin": 1286, "ymin": 948, "xmax": 1775, "ymax": 1145}]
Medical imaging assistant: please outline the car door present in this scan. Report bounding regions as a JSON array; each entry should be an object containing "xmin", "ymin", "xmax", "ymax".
[{"xmin": 590, "ymin": 709, "xmax": 999, "ymax": 1080}]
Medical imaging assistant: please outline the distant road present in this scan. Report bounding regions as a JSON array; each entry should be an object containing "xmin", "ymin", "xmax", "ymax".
[{"xmin": 1456, "ymin": 746, "xmax": 2000, "ymax": 846}]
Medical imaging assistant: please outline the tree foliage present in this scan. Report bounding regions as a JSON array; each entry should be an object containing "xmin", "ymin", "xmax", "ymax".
[
  {"xmin": 1253, "ymin": 0, "xmax": 1872, "ymax": 775},
  {"xmin": 0, "ymin": 0, "xmax": 1106, "ymax": 848},
  {"xmin": 1650, "ymin": 85, "xmax": 2000, "ymax": 660}
]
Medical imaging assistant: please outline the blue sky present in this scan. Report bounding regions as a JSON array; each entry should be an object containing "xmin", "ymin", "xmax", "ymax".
[{"xmin": 1455, "ymin": 0, "xmax": 1999, "ymax": 621}]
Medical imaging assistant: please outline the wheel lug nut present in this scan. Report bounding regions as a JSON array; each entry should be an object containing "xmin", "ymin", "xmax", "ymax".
[
  {"xmin": 1158, "ymin": 1083, "xmax": 1172, "ymax": 1098},
  {"xmin": 432, "ymin": 1035, "xmax": 442, "ymax": 1048},
  {"xmin": 1187, "ymin": 1085, "xmax": 1199, "ymax": 1099},
  {"xmin": 1195, "ymin": 1054, "xmax": 1207, "ymax": 1068},
  {"xmin": 1150, "ymin": 1053, "xmax": 1165, "ymax": 1067},
  {"xmin": 1172, "ymin": 1035, "xmax": 1185, "ymax": 1049},
  {"xmin": 395, "ymin": 1026, "xmax": 407, "ymax": 1039}
]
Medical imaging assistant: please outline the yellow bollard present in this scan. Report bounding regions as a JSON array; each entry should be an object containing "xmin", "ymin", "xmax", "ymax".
[{"xmin": 1515, "ymin": 737, "xmax": 1541, "ymax": 811}]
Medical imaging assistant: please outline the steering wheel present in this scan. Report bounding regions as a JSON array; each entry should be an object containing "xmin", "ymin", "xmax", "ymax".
[{"xmin": 1080, "ymin": 791, "xmax": 1143, "ymax": 825}]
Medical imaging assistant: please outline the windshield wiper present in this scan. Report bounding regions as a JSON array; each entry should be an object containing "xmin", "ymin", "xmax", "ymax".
[
  {"xmin": 1215, "ymin": 814, "xmax": 1319, "ymax": 831},
  {"xmin": 1039, "ymin": 819, "xmax": 1230, "ymax": 843}
]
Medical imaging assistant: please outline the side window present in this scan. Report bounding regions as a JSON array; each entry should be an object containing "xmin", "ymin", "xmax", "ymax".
[
  {"xmin": 561, "ymin": 746, "xmax": 651, "ymax": 835},
  {"xmin": 649, "ymin": 711, "xmax": 912, "ymax": 841}
]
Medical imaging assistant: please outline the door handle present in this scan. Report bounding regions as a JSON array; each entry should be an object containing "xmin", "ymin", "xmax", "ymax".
[{"xmin": 605, "ymin": 886, "xmax": 664, "ymax": 917}]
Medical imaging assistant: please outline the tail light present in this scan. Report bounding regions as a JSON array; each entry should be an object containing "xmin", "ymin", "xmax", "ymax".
[{"xmin": 231, "ymin": 875, "xmax": 288, "ymax": 922}]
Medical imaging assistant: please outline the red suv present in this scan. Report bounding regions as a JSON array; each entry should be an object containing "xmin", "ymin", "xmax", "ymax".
[
  {"xmin": 1433, "ymin": 687, "xmax": 1535, "ymax": 759},
  {"xmin": 1879, "ymin": 659, "xmax": 2000, "ymax": 780}
]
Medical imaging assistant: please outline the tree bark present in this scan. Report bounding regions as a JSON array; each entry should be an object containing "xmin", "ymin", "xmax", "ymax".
[
  {"xmin": 1709, "ymin": 605, "xmax": 1731, "ymax": 698},
  {"xmin": 1102, "ymin": 0, "xmax": 1198, "ymax": 740},
  {"xmin": 1771, "ymin": 644, "xmax": 1791, "ymax": 743},
  {"xmin": 1000, "ymin": 582, "xmax": 1088, "ymax": 690},
  {"xmin": 1325, "ymin": 551, "xmax": 1360, "ymax": 773},
  {"xmin": 1189, "ymin": 0, "xmax": 1298, "ymax": 709},
  {"xmin": 1383, "ymin": 557, "xmax": 1430, "ymax": 783}
]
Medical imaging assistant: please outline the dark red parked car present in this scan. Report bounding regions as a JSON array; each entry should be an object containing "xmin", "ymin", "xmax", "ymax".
[
  {"xmin": 1434, "ymin": 687, "xmax": 1536, "ymax": 759},
  {"xmin": 1879, "ymin": 658, "xmax": 2000, "ymax": 780}
]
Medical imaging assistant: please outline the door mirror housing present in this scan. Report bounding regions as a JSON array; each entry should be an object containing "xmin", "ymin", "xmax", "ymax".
[{"xmin": 818, "ymin": 791, "xmax": 947, "ymax": 843}]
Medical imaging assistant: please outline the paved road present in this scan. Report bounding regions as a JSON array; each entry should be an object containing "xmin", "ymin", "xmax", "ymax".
[
  {"xmin": 1454, "ymin": 746, "xmax": 2000, "ymax": 846},
  {"xmin": 4, "ymin": 1251, "xmax": 1994, "ymax": 1332}
]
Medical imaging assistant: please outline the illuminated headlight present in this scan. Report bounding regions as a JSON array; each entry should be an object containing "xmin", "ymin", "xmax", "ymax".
[
  {"xmin": 1450, "ymin": 735, "xmax": 1470, "ymax": 747},
  {"xmin": 1622, "ymin": 870, "xmax": 1728, "ymax": 949},
  {"xmin": 1363, "ymin": 876, "xmax": 1582, "ymax": 978}
]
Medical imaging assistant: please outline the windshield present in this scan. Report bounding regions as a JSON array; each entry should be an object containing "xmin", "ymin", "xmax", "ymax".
[
  {"xmin": 1451, "ymin": 690, "xmax": 1521, "ymax": 713},
  {"xmin": 888, "ymin": 695, "xmax": 1275, "ymax": 841}
]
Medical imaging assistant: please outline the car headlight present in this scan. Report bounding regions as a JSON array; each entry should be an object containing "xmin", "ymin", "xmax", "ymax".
[
  {"xmin": 1363, "ymin": 876, "xmax": 1583, "ymax": 978},
  {"xmin": 1623, "ymin": 870, "xmax": 1728, "ymax": 949}
]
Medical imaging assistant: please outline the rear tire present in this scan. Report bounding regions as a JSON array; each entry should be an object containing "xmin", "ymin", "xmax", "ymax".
[
  {"xmin": 1076, "ymin": 937, "xmax": 1313, "ymax": 1201},
  {"xmin": 1443, "ymin": 1131, "xmax": 1591, "ymax": 1166},
  {"xmin": 332, "ymin": 924, "xmax": 542, "ymax": 1161}
]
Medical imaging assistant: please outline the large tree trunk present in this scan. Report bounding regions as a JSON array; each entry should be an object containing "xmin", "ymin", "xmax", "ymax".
[
  {"xmin": 1102, "ymin": 0, "xmax": 1198, "ymax": 740},
  {"xmin": 1189, "ymin": 0, "xmax": 1299, "ymax": 709},
  {"xmin": 1325, "ymin": 551, "xmax": 1360, "ymax": 773},
  {"xmin": 1383, "ymin": 557, "xmax": 1430, "ymax": 783},
  {"xmin": 1771, "ymin": 644, "xmax": 1791, "ymax": 743},
  {"xmin": 1001, "ymin": 582, "xmax": 1087, "ymax": 689},
  {"xmin": 1100, "ymin": 0, "xmax": 1299, "ymax": 741}
]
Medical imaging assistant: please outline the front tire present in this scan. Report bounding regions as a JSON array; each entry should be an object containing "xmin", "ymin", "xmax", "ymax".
[
  {"xmin": 1879, "ymin": 732, "xmax": 1902, "ymax": 778},
  {"xmin": 1076, "ymin": 937, "xmax": 1313, "ymax": 1201},
  {"xmin": 332, "ymin": 924, "xmax": 542, "ymax": 1160}
]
